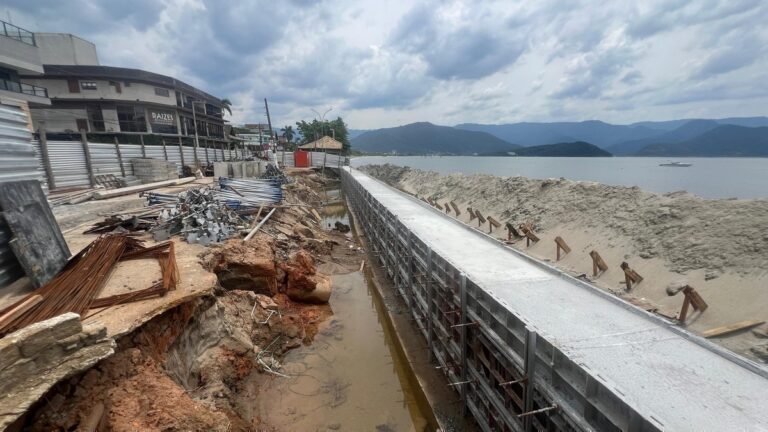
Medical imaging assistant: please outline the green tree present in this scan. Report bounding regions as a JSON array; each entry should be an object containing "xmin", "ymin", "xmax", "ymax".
[
  {"xmin": 220, "ymin": 98, "xmax": 233, "ymax": 116},
  {"xmin": 281, "ymin": 125, "xmax": 295, "ymax": 143},
  {"xmin": 295, "ymin": 117, "xmax": 350, "ymax": 153}
]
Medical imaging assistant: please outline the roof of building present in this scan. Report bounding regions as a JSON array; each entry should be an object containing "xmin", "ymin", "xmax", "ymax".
[
  {"xmin": 298, "ymin": 136, "xmax": 343, "ymax": 150},
  {"xmin": 34, "ymin": 64, "xmax": 221, "ymax": 104}
]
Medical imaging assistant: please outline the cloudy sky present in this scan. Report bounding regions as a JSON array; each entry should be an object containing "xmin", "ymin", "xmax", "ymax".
[{"xmin": 6, "ymin": 0, "xmax": 768, "ymax": 129}]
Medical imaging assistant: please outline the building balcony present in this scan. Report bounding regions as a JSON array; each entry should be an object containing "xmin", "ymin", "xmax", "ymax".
[
  {"xmin": 0, "ymin": 21, "xmax": 35, "ymax": 46},
  {"xmin": 0, "ymin": 78, "xmax": 50, "ymax": 104},
  {"xmin": 0, "ymin": 78, "xmax": 48, "ymax": 97}
]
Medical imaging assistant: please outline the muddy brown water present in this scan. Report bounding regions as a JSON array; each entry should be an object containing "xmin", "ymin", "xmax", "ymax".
[
  {"xmin": 244, "ymin": 182, "xmax": 430, "ymax": 430},
  {"xmin": 251, "ymin": 271, "xmax": 430, "ymax": 431}
]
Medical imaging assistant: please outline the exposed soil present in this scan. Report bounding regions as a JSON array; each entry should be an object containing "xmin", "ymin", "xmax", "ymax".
[{"xmin": 24, "ymin": 170, "xmax": 368, "ymax": 431}]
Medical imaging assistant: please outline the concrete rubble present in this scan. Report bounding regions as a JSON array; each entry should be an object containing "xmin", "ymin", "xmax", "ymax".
[{"xmin": 0, "ymin": 313, "xmax": 114, "ymax": 430}]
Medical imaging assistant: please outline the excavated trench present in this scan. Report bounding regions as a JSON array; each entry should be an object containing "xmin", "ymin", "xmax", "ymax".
[{"xmin": 21, "ymin": 178, "xmax": 436, "ymax": 431}]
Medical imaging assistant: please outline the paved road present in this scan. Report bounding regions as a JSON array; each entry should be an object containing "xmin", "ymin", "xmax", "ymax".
[{"xmin": 348, "ymin": 167, "xmax": 768, "ymax": 432}]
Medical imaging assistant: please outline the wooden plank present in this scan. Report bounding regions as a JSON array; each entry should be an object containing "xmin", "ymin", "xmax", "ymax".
[
  {"xmin": 92, "ymin": 177, "xmax": 196, "ymax": 199},
  {"xmin": 702, "ymin": 320, "xmax": 765, "ymax": 338},
  {"xmin": 487, "ymin": 216, "xmax": 501, "ymax": 228},
  {"xmin": 0, "ymin": 180, "xmax": 71, "ymax": 287}
]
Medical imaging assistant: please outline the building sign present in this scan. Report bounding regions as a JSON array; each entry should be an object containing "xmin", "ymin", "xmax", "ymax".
[
  {"xmin": 148, "ymin": 109, "xmax": 175, "ymax": 126},
  {"xmin": 148, "ymin": 109, "xmax": 177, "ymax": 134}
]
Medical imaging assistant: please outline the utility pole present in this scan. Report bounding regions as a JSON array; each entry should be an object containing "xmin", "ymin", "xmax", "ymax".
[{"xmin": 191, "ymin": 100, "xmax": 201, "ymax": 166}]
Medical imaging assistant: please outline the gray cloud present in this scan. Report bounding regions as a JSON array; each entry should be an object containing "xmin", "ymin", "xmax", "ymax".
[{"xmin": 4, "ymin": 0, "xmax": 767, "ymax": 127}]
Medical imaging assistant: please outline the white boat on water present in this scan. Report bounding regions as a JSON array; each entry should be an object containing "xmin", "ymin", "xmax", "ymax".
[{"xmin": 659, "ymin": 161, "xmax": 692, "ymax": 167}]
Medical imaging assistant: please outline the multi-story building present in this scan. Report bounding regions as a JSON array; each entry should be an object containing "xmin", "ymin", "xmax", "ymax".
[
  {"xmin": 17, "ymin": 32, "xmax": 225, "ymax": 142},
  {"xmin": 0, "ymin": 20, "xmax": 51, "ymax": 106}
]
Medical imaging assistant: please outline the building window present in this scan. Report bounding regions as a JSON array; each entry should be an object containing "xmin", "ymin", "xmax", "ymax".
[
  {"xmin": 109, "ymin": 81, "xmax": 122, "ymax": 93},
  {"xmin": 86, "ymin": 106, "xmax": 105, "ymax": 132},
  {"xmin": 176, "ymin": 91, "xmax": 183, "ymax": 107},
  {"xmin": 80, "ymin": 81, "xmax": 97, "ymax": 90},
  {"xmin": 154, "ymin": 87, "xmax": 170, "ymax": 97},
  {"xmin": 76, "ymin": 119, "xmax": 88, "ymax": 131},
  {"xmin": 67, "ymin": 79, "xmax": 80, "ymax": 93},
  {"xmin": 116, "ymin": 105, "xmax": 147, "ymax": 132}
]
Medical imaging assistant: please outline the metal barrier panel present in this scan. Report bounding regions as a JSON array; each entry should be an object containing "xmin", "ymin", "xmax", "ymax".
[
  {"xmin": 0, "ymin": 103, "xmax": 44, "ymax": 185},
  {"xmin": 46, "ymin": 140, "xmax": 89, "ymax": 188},
  {"xmin": 341, "ymin": 169, "xmax": 664, "ymax": 432},
  {"xmin": 89, "ymin": 143, "xmax": 122, "ymax": 177},
  {"xmin": 182, "ymin": 147, "xmax": 196, "ymax": 166},
  {"xmin": 118, "ymin": 143, "xmax": 143, "ymax": 176}
]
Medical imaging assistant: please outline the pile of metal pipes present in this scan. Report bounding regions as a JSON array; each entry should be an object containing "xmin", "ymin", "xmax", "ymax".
[{"xmin": 217, "ymin": 177, "xmax": 283, "ymax": 207}]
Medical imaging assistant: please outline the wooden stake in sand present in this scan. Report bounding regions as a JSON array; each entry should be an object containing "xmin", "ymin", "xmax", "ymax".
[
  {"xmin": 589, "ymin": 250, "xmax": 608, "ymax": 277},
  {"xmin": 450, "ymin": 201, "xmax": 460, "ymax": 216},
  {"xmin": 435, "ymin": 202, "xmax": 444, "ymax": 211},
  {"xmin": 505, "ymin": 222, "xmax": 522, "ymax": 241},
  {"xmin": 487, "ymin": 216, "xmax": 501, "ymax": 234},
  {"xmin": 666, "ymin": 284, "xmax": 708, "ymax": 324},
  {"xmin": 620, "ymin": 261, "xmax": 643, "ymax": 291},
  {"xmin": 475, "ymin": 209, "xmax": 486, "ymax": 227},
  {"xmin": 554, "ymin": 236, "xmax": 571, "ymax": 261},
  {"xmin": 520, "ymin": 226, "xmax": 540, "ymax": 247},
  {"xmin": 467, "ymin": 207, "xmax": 476, "ymax": 221},
  {"xmin": 444, "ymin": 202, "xmax": 451, "ymax": 214}
]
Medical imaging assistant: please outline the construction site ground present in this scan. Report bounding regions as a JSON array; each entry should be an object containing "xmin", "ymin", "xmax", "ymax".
[{"xmin": 2, "ymin": 168, "xmax": 432, "ymax": 431}]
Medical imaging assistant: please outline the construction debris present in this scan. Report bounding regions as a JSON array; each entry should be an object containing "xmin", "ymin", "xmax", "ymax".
[
  {"xmin": 702, "ymin": 320, "xmax": 765, "ymax": 338},
  {"xmin": 0, "ymin": 234, "xmax": 178, "ymax": 336},
  {"xmin": 149, "ymin": 188, "xmax": 246, "ymax": 244},
  {"xmin": 218, "ymin": 177, "xmax": 284, "ymax": 206},
  {"xmin": 92, "ymin": 177, "xmax": 196, "ymax": 200}
]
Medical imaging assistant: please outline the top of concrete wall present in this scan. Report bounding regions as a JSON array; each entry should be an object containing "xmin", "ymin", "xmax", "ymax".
[{"xmin": 34, "ymin": 33, "xmax": 99, "ymax": 66}]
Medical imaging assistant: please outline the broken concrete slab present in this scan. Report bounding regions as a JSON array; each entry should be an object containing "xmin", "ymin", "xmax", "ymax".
[{"xmin": 0, "ymin": 313, "xmax": 115, "ymax": 430}]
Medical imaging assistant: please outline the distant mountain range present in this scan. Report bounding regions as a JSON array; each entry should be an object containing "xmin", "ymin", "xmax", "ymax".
[
  {"xmin": 514, "ymin": 141, "xmax": 611, "ymax": 157},
  {"xmin": 350, "ymin": 117, "xmax": 768, "ymax": 157},
  {"xmin": 352, "ymin": 122, "xmax": 520, "ymax": 155}
]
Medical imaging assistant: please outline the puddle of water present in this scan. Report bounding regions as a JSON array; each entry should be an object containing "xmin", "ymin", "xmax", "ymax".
[
  {"xmin": 321, "ymin": 184, "xmax": 350, "ymax": 231},
  {"xmin": 253, "ymin": 271, "xmax": 430, "ymax": 431}
]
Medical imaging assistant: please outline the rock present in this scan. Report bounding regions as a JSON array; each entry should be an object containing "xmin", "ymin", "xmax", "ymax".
[
  {"xmin": 204, "ymin": 241, "xmax": 278, "ymax": 295},
  {"xmin": 284, "ymin": 250, "xmax": 332, "ymax": 304},
  {"xmin": 11, "ymin": 313, "xmax": 82, "ymax": 357},
  {"xmin": 255, "ymin": 294, "xmax": 278, "ymax": 311},
  {"xmin": 334, "ymin": 221, "xmax": 350, "ymax": 233},
  {"xmin": 293, "ymin": 225, "xmax": 314, "ymax": 239}
]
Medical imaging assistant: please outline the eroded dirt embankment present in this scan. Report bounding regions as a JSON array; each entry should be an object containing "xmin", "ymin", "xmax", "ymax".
[
  {"xmin": 361, "ymin": 164, "xmax": 768, "ymax": 362},
  {"xmin": 24, "ymin": 171, "xmax": 364, "ymax": 431}
]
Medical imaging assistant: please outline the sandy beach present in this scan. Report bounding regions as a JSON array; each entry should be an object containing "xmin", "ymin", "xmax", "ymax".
[{"xmin": 361, "ymin": 164, "xmax": 768, "ymax": 362}]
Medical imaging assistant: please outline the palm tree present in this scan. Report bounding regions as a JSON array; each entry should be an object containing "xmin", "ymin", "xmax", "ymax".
[
  {"xmin": 220, "ymin": 98, "xmax": 233, "ymax": 116},
  {"xmin": 281, "ymin": 125, "xmax": 294, "ymax": 143}
]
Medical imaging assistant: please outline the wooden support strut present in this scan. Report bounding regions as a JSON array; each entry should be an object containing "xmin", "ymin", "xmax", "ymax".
[
  {"xmin": 474, "ymin": 209, "xmax": 486, "ymax": 227},
  {"xmin": 620, "ymin": 261, "xmax": 643, "ymax": 291},
  {"xmin": 450, "ymin": 201, "xmax": 460, "ymax": 216},
  {"xmin": 444, "ymin": 202, "xmax": 451, "ymax": 214},
  {"xmin": 589, "ymin": 250, "xmax": 608, "ymax": 277},
  {"xmin": 467, "ymin": 207, "xmax": 476, "ymax": 221},
  {"xmin": 678, "ymin": 285, "xmax": 708, "ymax": 323},
  {"xmin": 554, "ymin": 236, "xmax": 571, "ymax": 261},
  {"xmin": 520, "ymin": 225, "xmax": 539, "ymax": 247},
  {"xmin": 487, "ymin": 216, "xmax": 501, "ymax": 233},
  {"xmin": 505, "ymin": 222, "xmax": 522, "ymax": 241}
]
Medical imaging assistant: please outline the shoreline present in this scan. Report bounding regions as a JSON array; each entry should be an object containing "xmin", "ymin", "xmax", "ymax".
[{"xmin": 360, "ymin": 163, "xmax": 768, "ymax": 364}]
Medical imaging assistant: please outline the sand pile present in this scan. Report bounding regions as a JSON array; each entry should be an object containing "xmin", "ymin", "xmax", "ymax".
[
  {"xmin": 362, "ymin": 164, "xmax": 768, "ymax": 361},
  {"xmin": 363, "ymin": 164, "xmax": 768, "ymax": 275}
]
